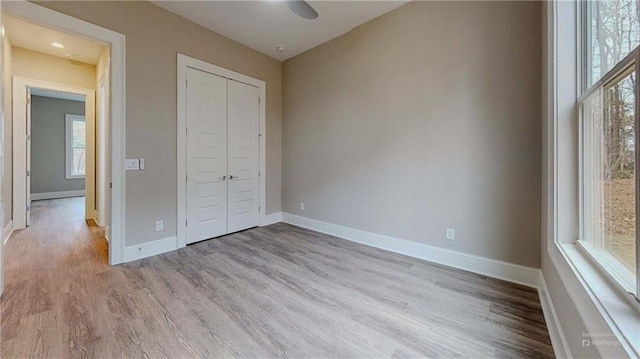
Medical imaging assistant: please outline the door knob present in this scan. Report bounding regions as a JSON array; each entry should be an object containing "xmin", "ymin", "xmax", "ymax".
[{"xmin": 219, "ymin": 175, "xmax": 226, "ymax": 181}]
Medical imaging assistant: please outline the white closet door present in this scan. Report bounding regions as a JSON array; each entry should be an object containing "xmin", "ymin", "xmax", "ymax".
[
  {"xmin": 227, "ymin": 79, "xmax": 260, "ymax": 233},
  {"xmin": 186, "ymin": 68, "xmax": 228, "ymax": 244}
]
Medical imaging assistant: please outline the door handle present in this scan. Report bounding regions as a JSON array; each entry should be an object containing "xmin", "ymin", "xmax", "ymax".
[
  {"xmin": 219, "ymin": 175, "xmax": 226, "ymax": 181},
  {"xmin": 229, "ymin": 175, "xmax": 237, "ymax": 180}
]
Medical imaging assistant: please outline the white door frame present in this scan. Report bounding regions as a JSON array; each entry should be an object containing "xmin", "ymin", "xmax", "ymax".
[
  {"xmin": 12, "ymin": 77, "xmax": 95, "ymax": 228},
  {"xmin": 97, "ymin": 75, "xmax": 109, "ymax": 228},
  {"xmin": 5, "ymin": 1, "xmax": 126, "ymax": 264},
  {"xmin": 176, "ymin": 53, "xmax": 266, "ymax": 248}
]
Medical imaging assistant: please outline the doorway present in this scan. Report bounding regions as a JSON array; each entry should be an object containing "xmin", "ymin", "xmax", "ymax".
[
  {"xmin": 29, "ymin": 90, "xmax": 88, "ymax": 225},
  {"xmin": 13, "ymin": 79, "xmax": 95, "ymax": 228},
  {"xmin": 2, "ymin": 1, "xmax": 126, "ymax": 267}
]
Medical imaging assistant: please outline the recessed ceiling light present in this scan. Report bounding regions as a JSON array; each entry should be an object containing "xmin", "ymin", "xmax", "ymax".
[
  {"xmin": 277, "ymin": 46, "xmax": 285, "ymax": 52},
  {"xmin": 51, "ymin": 42, "xmax": 65, "ymax": 49}
]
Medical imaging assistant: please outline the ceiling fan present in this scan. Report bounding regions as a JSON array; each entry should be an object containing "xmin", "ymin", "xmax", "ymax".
[{"xmin": 286, "ymin": 0, "xmax": 318, "ymax": 20}]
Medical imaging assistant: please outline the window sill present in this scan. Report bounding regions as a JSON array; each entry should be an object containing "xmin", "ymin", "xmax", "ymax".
[
  {"xmin": 554, "ymin": 241, "xmax": 640, "ymax": 357},
  {"xmin": 576, "ymin": 241, "xmax": 637, "ymax": 300},
  {"xmin": 65, "ymin": 176, "xmax": 85, "ymax": 180}
]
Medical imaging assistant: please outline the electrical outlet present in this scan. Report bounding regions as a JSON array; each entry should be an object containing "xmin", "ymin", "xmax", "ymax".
[
  {"xmin": 300, "ymin": 202, "xmax": 305, "ymax": 211},
  {"xmin": 155, "ymin": 220, "xmax": 164, "ymax": 231},
  {"xmin": 446, "ymin": 228, "xmax": 455, "ymax": 240}
]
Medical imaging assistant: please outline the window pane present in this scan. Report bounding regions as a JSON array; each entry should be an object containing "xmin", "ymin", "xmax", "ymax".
[
  {"xmin": 603, "ymin": 70, "xmax": 636, "ymax": 273},
  {"xmin": 72, "ymin": 120, "xmax": 85, "ymax": 148},
  {"xmin": 73, "ymin": 148, "xmax": 85, "ymax": 176},
  {"xmin": 589, "ymin": 0, "xmax": 640, "ymax": 86},
  {"xmin": 583, "ymin": 68, "xmax": 637, "ymax": 291}
]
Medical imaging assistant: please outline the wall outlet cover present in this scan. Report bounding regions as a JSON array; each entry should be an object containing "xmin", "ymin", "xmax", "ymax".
[{"xmin": 446, "ymin": 228, "xmax": 455, "ymax": 240}]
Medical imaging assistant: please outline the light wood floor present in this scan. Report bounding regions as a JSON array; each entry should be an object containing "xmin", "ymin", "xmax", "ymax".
[{"xmin": 1, "ymin": 197, "xmax": 554, "ymax": 358}]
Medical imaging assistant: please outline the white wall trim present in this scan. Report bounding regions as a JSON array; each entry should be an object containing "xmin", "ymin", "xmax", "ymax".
[
  {"xmin": 5, "ymin": 1, "xmax": 127, "ymax": 265},
  {"xmin": 538, "ymin": 272, "xmax": 572, "ymax": 359},
  {"xmin": 176, "ymin": 53, "xmax": 267, "ymax": 249},
  {"xmin": 3, "ymin": 221, "xmax": 14, "ymax": 246},
  {"xmin": 123, "ymin": 236, "xmax": 177, "ymax": 262},
  {"xmin": 281, "ymin": 213, "xmax": 540, "ymax": 288},
  {"xmin": 31, "ymin": 190, "xmax": 85, "ymax": 201},
  {"xmin": 261, "ymin": 212, "xmax": 282, "ymax": 226}
]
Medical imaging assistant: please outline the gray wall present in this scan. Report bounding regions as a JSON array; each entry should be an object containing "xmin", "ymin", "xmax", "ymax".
[
  {"xmin": 37, "ymin": 1, "xmax": 282, "ymax": 246},
  {"xmin": 282, "ymin": 1, "xmax": 542, "ymax": 267},
  {"xmin": 30, "ymin": 95, "xmax": 85, "ymax": 194}
]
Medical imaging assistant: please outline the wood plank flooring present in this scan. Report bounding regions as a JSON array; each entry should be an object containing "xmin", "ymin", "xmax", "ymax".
[{"xmin": 1, "ymin": 197, "xmax": 554, "ymax": 358}]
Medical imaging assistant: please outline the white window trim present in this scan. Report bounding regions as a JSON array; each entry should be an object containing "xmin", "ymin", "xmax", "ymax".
[
  {"xmin": 65, "ymin": 114, "xmax": 86, "ymax": 180},
  {"xmin": 544, "ymin": 1, "xmax": 640, "ymax": 357}
]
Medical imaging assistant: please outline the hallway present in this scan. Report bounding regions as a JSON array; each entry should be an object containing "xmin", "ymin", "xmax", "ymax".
[{"xmin": 1, "ymin": 197, "xmax": 108, "ymax": 355}]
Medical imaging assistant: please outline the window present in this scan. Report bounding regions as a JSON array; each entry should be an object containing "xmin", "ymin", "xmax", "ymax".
[
  {"xmin": 65, "ymin": 114, "xmax": 86, "ymax": 179},
  {"xmin": 579, "ymin": 0, "xmax": 639, "ymax": 300}
]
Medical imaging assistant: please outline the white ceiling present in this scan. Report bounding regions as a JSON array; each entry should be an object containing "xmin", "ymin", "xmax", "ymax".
[
  {"xmin": 4, "ymin": 15, "xmax": 105, "ymax": 65},
  {"xmin": 152, "ymin": 1, "xmax": 409, "ymax": 61}
]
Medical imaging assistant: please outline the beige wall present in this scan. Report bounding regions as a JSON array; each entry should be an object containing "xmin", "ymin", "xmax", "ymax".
[
  {"xmin": 282, "ymin": 1, "xmax": 542, "ymax": 267},
  {"xmin": 12, "ymin": 47, "xmax": 96, "ymax": 89},
  {"xmin": 2, "ymin": 37, "xmax": 11, "ymax": 230},
  {"xmin": 36, "ymin": 1, "xmax": 283, "ymax": 246}
]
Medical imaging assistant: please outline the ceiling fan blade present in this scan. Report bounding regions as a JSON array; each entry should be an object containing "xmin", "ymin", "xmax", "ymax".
[{"xmin": 286, "ymin": 1, "xmax": 318, "ymax": 20}]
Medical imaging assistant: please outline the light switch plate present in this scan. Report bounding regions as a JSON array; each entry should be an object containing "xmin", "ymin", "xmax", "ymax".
[
  {"xmin": 125, "ymin": 159, "xmax": 140, "ymax": 170},
  {"xmin": 139, "ymin": 158, "xmax": 145, "ymax": 170}
]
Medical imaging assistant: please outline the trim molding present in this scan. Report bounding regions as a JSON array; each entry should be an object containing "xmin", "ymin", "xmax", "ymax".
[
  {"xmin": 538, "ymin": 272, "xmax": 572, "ymax": 359},
  {"xmin": 31, "ymin": 190, "xmax": 85, "ymax": 201},
  {"xmin": 123, "ymin": 236, "xmax": 177, "ymax": 262},
  {"xmin": 261, "ymin": 212, "xmax": 282, "ymax": 226},
  {"xmin": 281, "ymin": 213, "xmax": 540, "ymax": 288},
  {"xmin": 3, "ymin": 221, "xmax": 13, "ymax": 245}
]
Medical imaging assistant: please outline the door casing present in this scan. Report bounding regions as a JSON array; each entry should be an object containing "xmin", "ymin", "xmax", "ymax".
[{"xmin": 12, "ymin": 78, "xmax": 95, "ymax": 229}]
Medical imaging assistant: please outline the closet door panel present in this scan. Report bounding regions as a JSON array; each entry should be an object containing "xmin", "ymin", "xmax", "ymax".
[
  {"xmin": 227, "ymin": 79, "xmax": 260, "ymax": 233},
  {"xmin": 186, "ymin": 68, "xmax": 228, "ymax": 244}
]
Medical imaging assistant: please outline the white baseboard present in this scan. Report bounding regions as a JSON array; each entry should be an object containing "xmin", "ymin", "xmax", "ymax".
[
  {"xmin": 281, "ymin": 213, "xmax": 540, "ymax": 288},
  {"xmin": 3, "ymin": 220, "xmax": 13, "ymax": 245},
  {"xmin": 261, "ymin": 212, "xmax": 282, "ymax": 226},
  {"xmin": 538, "ymin": 272, "xmax": 572, "ymax": 359},
  {"xmin": 123, "ymin": 236, "xmax": 177, "ymax": 262},
  {"xmin": 31, "ymin": 190, "xmax": 85, "ymax": 201}
]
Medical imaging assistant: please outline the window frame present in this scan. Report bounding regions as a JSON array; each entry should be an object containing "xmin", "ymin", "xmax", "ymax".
[
  {"xmin": 65, "ymin": 114, "xmax": 86, "ymax": 180},
  {"xmin": 577, "ymin": 0, "xmax": 640, "ymax": 305}
]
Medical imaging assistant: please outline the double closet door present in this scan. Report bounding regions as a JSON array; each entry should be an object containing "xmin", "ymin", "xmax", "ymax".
[{"xmin": 186, "ymin": 68, "xmax": 260, "ymax": 244}]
